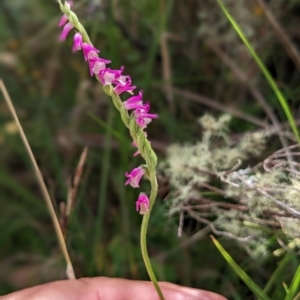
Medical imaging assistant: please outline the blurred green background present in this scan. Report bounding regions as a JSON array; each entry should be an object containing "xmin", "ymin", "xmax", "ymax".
[{"xmin": 1, "ymin": 0, "xmax": 300, "ymax": 299}]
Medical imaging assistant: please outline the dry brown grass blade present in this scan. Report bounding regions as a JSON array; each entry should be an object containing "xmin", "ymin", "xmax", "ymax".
[
  {"xmin": 160, "ymin": 32, "xmax": 174, "ymax": 113},
  {"xmin": 155, "ymin": 225, "xmax": 211, "ymax": 261},
  {"xmin": 256, "ymin": 0, "xmax": 300, "ymax": 71},
  {"xmin": 60, "ymin": 147, "xmax": 88, "ymax": 239},
  {"xmin": 66, "ymin": 147, "xmax": 89, "ymax": 216},
  {"xmin": 0, "ymin": 79, "xmax": 75, "ymax": 280}
]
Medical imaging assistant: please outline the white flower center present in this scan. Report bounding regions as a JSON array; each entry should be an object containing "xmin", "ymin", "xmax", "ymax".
[
  {"xmin": 92, "ymin": 61, "xmax": 106, "ymax": 74},
  {"xmin": 103, "ymin": 72, "xmax": 115, "ymax": 85}
]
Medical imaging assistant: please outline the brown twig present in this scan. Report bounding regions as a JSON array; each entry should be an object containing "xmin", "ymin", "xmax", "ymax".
[
  {"xmin": 197, "ymin": 182, "xmax": 226, "ymax": 196},
  {"xmin": 188, "ymin": 197, "xmax": 248, "ymax": 212},
  {"xmin": 155, "ymin": 225, "xmax": 211, "ymax": 261},
  {"xmin": 170, "ymin": 87, "xmax": 267, "ymax": 127},
  {"xmin": 178, "ymin": 208, "xmax": 184, "ymax": 237},
  {"xmin": 186, "ymin": 208, "xmax": 254, "ymax": 242},
  {"xmin": 66, "ymin": 147, "xmax": 89, "ymax": 216},
  {"xmin": 225, "ymin": 168, "xmax": 300, "ymax": 218}
]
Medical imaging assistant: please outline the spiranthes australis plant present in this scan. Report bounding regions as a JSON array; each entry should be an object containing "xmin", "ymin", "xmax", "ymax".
[{"xmin": 56, "ymin": 1, "xmax": 165, "ymax": 299}]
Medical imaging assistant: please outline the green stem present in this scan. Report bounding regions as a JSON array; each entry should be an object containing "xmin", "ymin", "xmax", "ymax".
[{"xmin": 140, "ymin": 173, "xmax": 165, "ymax": 300}]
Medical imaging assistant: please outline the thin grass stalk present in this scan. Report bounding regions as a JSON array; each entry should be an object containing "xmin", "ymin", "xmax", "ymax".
[
  {"xmin": 92, "ymin": 105, "xmax": 113, "ymax": 272},
  {"xmin": 0, "ymin": 79, "xmax": 75, "ymax": 279}
]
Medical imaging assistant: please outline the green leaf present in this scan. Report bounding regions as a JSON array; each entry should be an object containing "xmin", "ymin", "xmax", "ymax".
[
  {"xmin": 263, "ymin": 254, "xmax": 292, "ymax": 295},
  {"xmin": 284, "ymin": 266, "xmax": 300, "ymax": 300},
  {"xmin": 216, "ymin": 0, "xmax": 300, "ymax": 143},
  {"xmin": 283, "ymin": 282, "xmax": 289, "ymax": 294},
  {"xmin": 211, "ymin": 236, "xmax": 271, "ymax": 300},
  {"xmin": 87, "ymin": 111, "xmax": 127, "ymax": 143}
]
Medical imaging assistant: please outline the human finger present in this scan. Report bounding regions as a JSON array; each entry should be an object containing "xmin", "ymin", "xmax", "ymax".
[{"xmin": 1, "ymin": 277, "xmax": 227, "ymax": 300}]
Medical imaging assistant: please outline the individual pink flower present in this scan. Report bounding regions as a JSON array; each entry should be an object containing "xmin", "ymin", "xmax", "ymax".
[
  {"xmin": 59, "ymin": 14, "xmax": 68, "ymax": 27},
  {"xmin": 58, "ymin": 1, "xmax": 73, "ymax": 27},
  {"xmin": 88, "ymin": 57, "xmax": 111, "ymax": 76},
  {"xmin": 98, "ymin": 66, "xmax": 124, "ymax": 85},
  {"xmin": 113, "ymin": 75, "xmax": 136, "ymax": 95},
  {"xmin": 59, "ymin": 22, "xmax": 74, "ymax": 41},
  {"xmin": 114, "ymin": 83, "xmax": 136, "ymax": 95},
  {"xmin": 135, "ymin": 104, "xmax": 158, "ymax": 129},
  {"xmin": 125, "ymin": 166, "xmax": 145, "ymax": 188},
  {"xmin": 72, "ymin": 32, "xmax": 83, "ymax": 52},
  {"xmin": 123, "ymin": 91, "xmax": 143, "ymax": 110},
  {"xmin": 136, "ymin": 192, "xmax": 150, "ymax": 214},
  {"xmin": 114, "ymin": 75, "xmax": 131, "ymax": 86},
  {"xmin": 82, "ymin": 43, "xmax": 100, "ymax": 61}
]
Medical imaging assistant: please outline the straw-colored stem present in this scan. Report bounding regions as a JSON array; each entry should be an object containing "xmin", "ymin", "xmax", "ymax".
[{"xmin": 0, "ymin": 79, "xmax": 75, "ymax": 279}]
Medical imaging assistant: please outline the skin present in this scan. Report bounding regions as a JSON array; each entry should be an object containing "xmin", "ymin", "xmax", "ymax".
[{"xmin": 1, "ymin": 277, "xmax": 227, "ymax": 300}]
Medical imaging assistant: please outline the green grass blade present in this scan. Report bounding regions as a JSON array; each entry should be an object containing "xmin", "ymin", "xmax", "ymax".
[
  {"xmin": 143, "ymin": 0, "xmax": 174, "ymax": 91},
  {"xmin": 283, "ymin": 282, "xmax": 290, "ymax": 295},
  {"xmin": 284, "ymin": 266, "xmax": 300, "ymax": 300},
  {"xmin": 87, "ymin": 111, "xmax": 127, "ymax": 143},
  {"xmin": 91, "ymin": 105, "xmax": 114, "ymax": 273},
  {"xmin": 0, "ymin": 170, "xmax": 45, "ymax": 211},
  {"xmin": 264, "ymin": 253, "xmax": 292, "ymax": 295},
  {"xmin": 211, "ymin": 236, "xmax": 271, "ymax": 300},
  {"xmin": 216, "ymin": 0, "xmax": 300, "ymax": 142}
]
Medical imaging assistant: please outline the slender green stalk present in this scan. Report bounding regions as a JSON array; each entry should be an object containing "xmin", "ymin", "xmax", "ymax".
[
  {"xmin": 105, "ymin": 86, "xmax": 165, "ymax": 300},
  {"xmin": 140, "ymin": 174, "xmax": 165, "ymax": 300}
]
